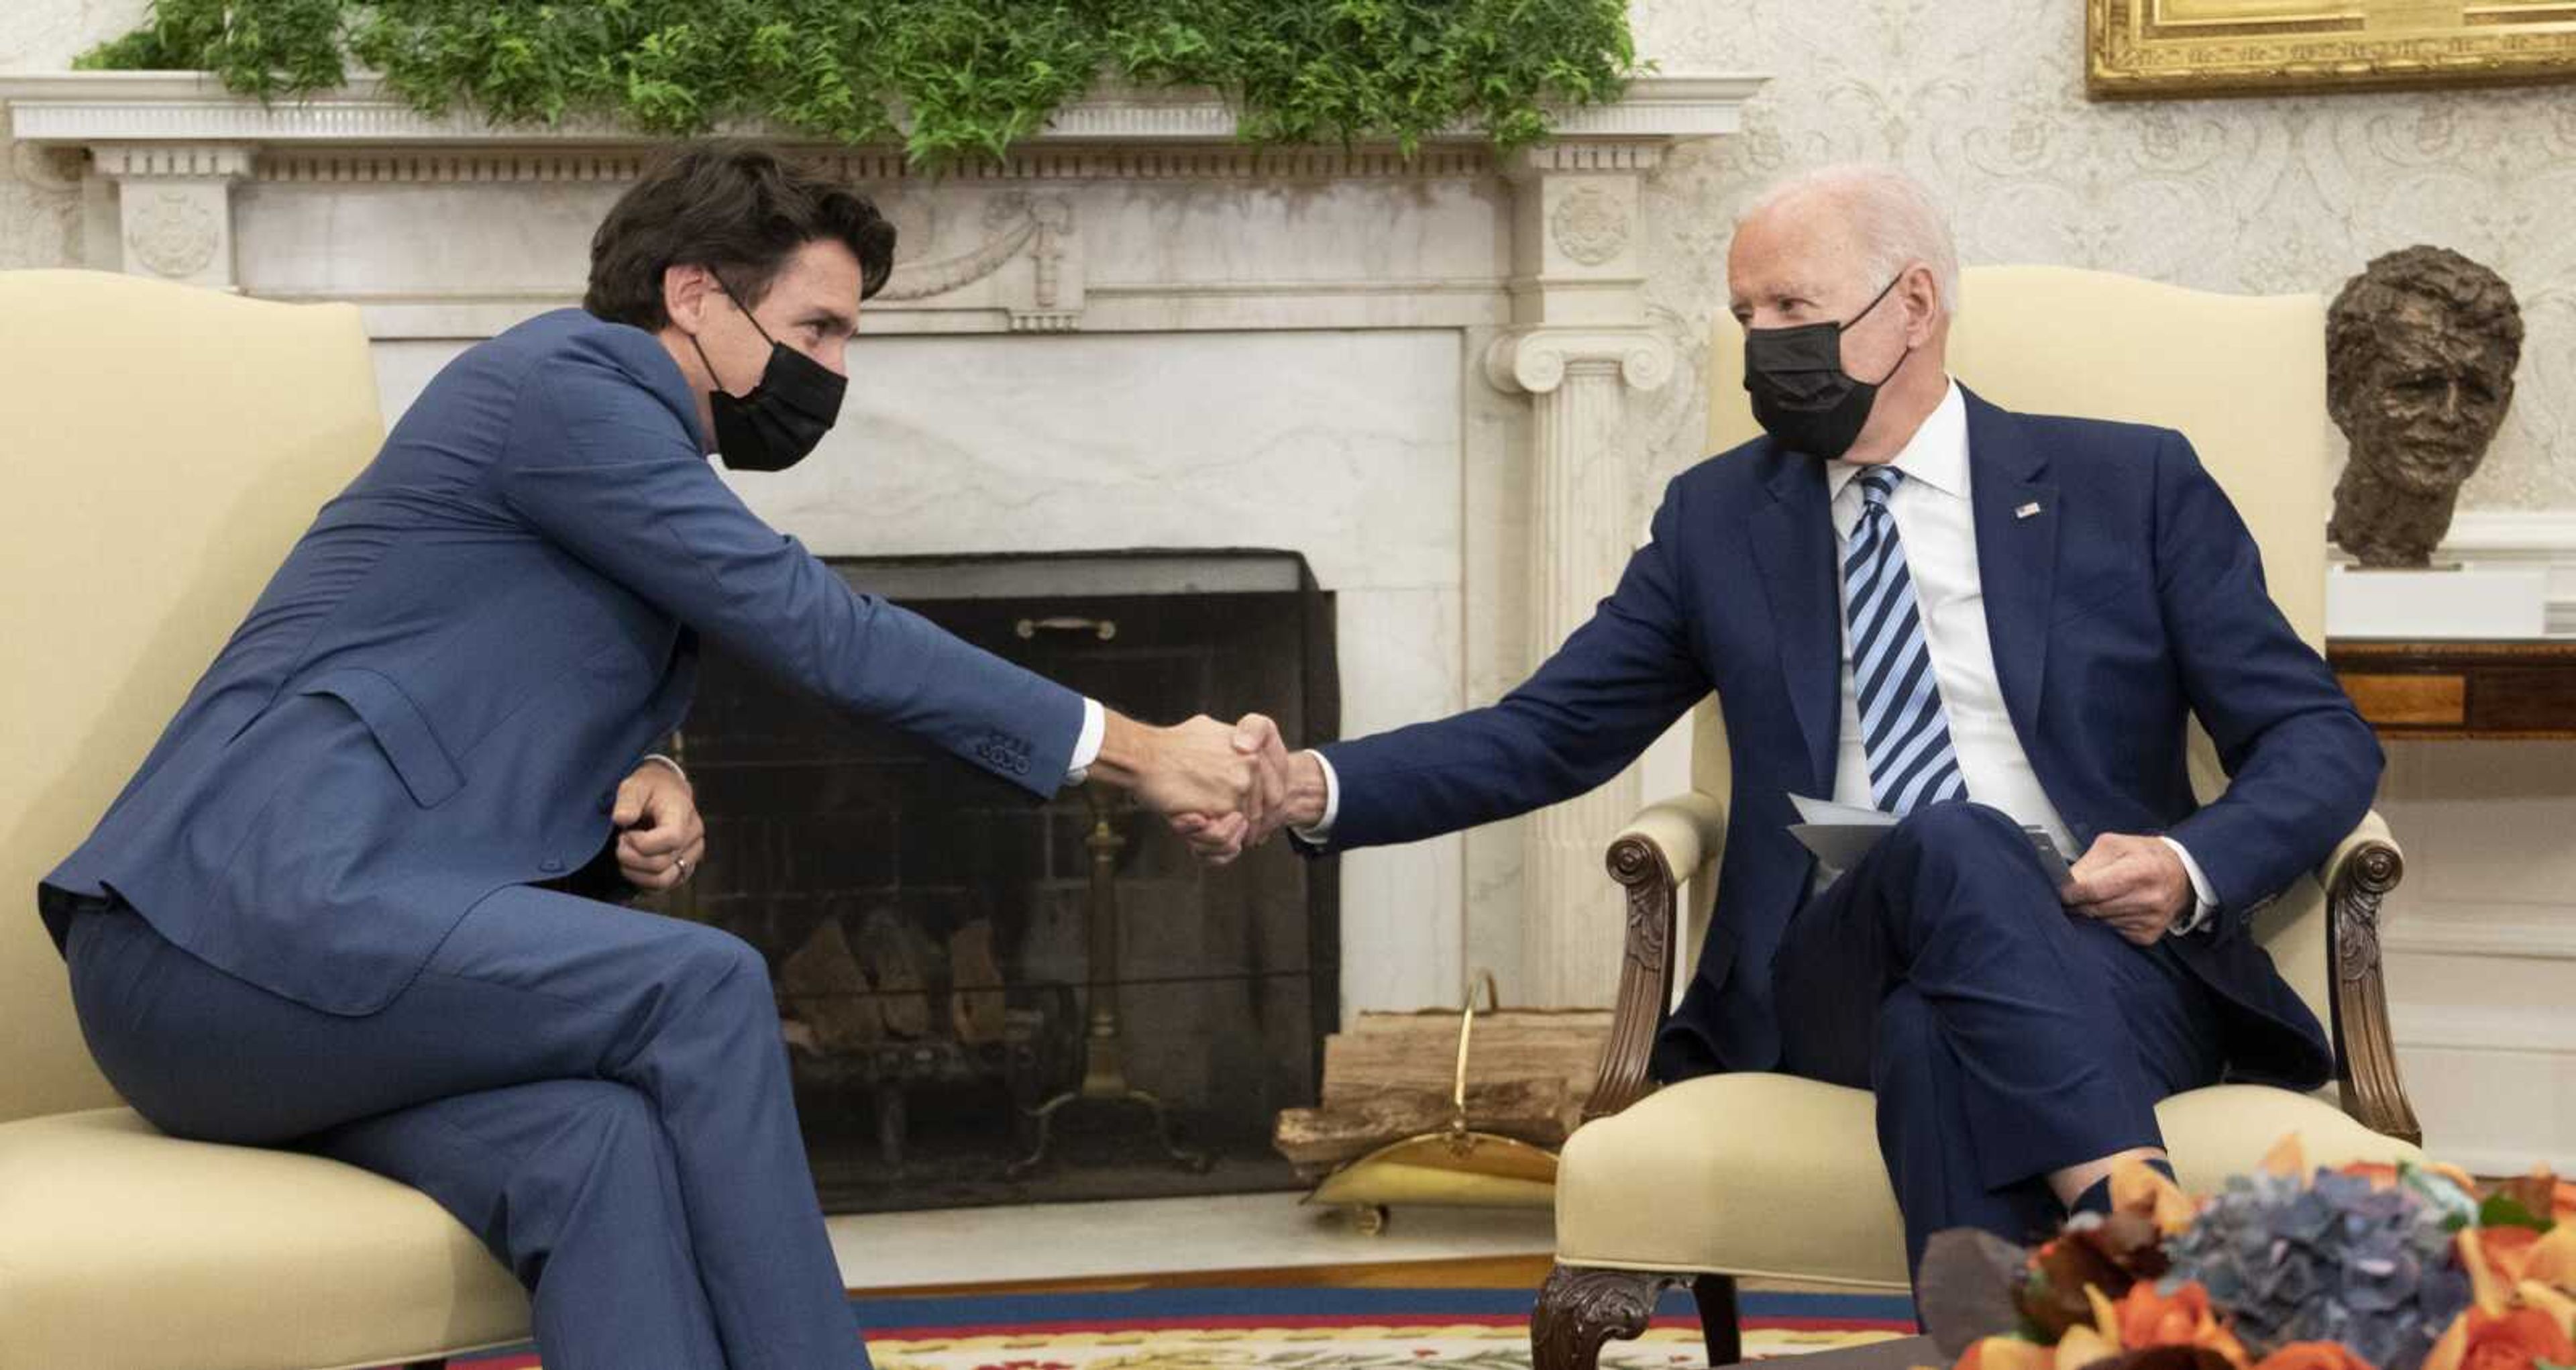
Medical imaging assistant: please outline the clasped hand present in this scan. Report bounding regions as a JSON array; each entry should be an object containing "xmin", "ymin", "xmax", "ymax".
[{"xmin": 1142, "ymin": 714, "xmax": 1313, "ymax": 865}]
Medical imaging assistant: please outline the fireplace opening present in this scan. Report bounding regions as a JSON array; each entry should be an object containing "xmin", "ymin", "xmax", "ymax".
[{"xmin": 666, "ymin": 552, "xmax": 1338, "ymax": 1212}]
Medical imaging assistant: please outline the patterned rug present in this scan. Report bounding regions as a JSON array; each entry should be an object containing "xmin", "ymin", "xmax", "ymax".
[{"xmin": 445, "ymin": 1286, "xmax": 1919, "ymax": 1369}]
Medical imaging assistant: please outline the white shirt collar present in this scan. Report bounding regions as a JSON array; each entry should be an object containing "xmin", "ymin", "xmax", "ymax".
[{"xmin": 1827, "ymin": 378, "xmax": 1968, "ymax": 504}]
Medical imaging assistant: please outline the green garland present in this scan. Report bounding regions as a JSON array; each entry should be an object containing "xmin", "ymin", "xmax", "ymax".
[{"xmin": 79, "ymin": 0, "xmax": 1639, "ymax": 164}]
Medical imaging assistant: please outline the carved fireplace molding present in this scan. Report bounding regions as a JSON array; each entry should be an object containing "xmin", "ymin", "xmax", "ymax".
[{"xmin": 1, "ymin": 69, "xmax": 1766, "ymax": 1010}]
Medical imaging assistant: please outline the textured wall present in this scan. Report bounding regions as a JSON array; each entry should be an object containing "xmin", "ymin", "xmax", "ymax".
[
  {"xmin": 17, "ymin": 0, "xmax": 2576, "ymax": 519},
  {"xmin": 1629, "ymin": 0, "xmax": 2576, "ymax": 515}
]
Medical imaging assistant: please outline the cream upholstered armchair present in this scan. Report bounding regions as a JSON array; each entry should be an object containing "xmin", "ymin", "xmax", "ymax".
[
  {"xmin": 0, "ymin": 271, "xmax": 529, "ymax": 1368},
  {"xmin": 1531, "ymin": 266, "xmax": 2422, "ymax": 1370}
]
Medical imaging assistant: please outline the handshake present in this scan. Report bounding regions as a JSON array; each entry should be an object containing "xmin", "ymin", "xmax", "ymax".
[{"xmin": 1104, "ymin": 713, "xmax": 1325, "ymax": 863}]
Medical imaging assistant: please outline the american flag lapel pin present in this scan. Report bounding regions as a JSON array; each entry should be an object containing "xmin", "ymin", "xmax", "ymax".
[{"xmin": 2015, "ymin": 500, "xmax": 2043, "ymax": 519}]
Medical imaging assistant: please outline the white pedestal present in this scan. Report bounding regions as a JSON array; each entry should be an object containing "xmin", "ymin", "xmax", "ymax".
[{"xmin": 2326, "ymin": 564, "xmax": 2549, "ymax": 639}]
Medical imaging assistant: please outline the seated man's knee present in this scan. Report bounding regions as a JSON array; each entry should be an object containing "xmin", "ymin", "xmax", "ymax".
[
  {"xmin": 669, "ymin": 925, "xmax": 775, "ymax": 1010},
  {"xmin": 1885, "ymin": 800, "xmax": 2024, "ymax": 859},
  {"xmin": 557, "ymin": 1079, "xmax": 658, "ymax": 1132},
  {"xmin": 1886, "ymin": 801, "xmax": 2049, "ymax": 886},
  {"xmin": 1880, "ymin": 801, "xmax": 2059, "ymax": 934}
]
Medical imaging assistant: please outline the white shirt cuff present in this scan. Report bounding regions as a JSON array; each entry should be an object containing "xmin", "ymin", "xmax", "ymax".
[
  {"xmin": 640, "ymin": 752, "xmax": 688, "ymax": 785},
  {"xmin": 1291, "ymin": 749, "xmax": 1342, "ymax": 844},
  {"xmin": 1064, "ymin": 698, "xmax": 1107, "ymax": 787},
  {"xmin": 2159, "ymin": 835, "xmax": 2220, "ymax": 936}
]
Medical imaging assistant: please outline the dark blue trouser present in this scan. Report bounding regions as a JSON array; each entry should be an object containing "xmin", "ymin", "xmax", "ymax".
[
  {"xmin": 1769, "ymin": 802, "xmax": 2226, "ymax": 1277},
  {"xmin": 64, "ymin": 886, "xmax": 865, "ymax": 1370}
]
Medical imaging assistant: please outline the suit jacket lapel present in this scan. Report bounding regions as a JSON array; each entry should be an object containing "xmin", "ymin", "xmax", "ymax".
[
  {"xmin": 1964, "ymin": 388, "xmax": 2060, "ymax": 747},
  {"xmin": 1747, "ymin": 448, "xmax": 1841, "ymax": 794}
]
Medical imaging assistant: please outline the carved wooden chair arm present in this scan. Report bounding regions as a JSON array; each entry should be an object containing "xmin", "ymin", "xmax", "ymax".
[
  {"xmin": 2318, "ymin": 807, "xmax": 2420, "ymax": 1145},
  {"xmin": 1588, "ymin": 792, "xmax": 1728, "ymax": 1122}
]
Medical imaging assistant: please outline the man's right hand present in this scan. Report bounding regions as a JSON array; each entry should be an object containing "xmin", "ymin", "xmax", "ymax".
[
  {"xmin": 1172, "ymin": 715, "xmax": 1326, "ymax": 863},
  {"xmin": 1095, "ymin": 712, "xmax": 1269, "ymax": 854}
]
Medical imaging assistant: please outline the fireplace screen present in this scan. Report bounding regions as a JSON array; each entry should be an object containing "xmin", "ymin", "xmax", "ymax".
[{"xmin": 659, "ymin": 553, "xmax": 1338, "ymax": 1212}]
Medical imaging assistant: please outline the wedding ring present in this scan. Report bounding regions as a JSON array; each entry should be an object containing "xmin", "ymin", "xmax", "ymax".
[{"xmin": 674, "ymin": 856, "xmax": 692, "ymax": 881}]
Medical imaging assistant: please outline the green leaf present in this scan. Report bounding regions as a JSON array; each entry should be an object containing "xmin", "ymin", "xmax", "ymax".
[{"xmin": 2481, "ymin": 1194, "xmax": 2555, "ymax": 1232}]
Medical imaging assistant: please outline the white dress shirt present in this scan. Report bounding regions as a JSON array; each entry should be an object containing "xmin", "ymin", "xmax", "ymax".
[{"xmin": 1297, "ymin": 378, "xmax": 2214, "ymax": 933}]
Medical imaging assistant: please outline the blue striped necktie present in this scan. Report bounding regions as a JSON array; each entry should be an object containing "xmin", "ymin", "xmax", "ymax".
[{"xmin": 1844, "ymin": 468, "xmax": 1968, "ymax": 814}]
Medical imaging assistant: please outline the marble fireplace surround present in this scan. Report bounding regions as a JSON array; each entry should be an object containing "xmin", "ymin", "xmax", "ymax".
[{"xmin": 1, "ymin": 70, "xmax": 1765, "ymax": 1018}]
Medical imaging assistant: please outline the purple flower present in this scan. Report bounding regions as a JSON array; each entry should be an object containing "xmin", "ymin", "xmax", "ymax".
[{"xmin": 2164, "ymin": 1168, "xmax": 2470, "ymax": 1370}]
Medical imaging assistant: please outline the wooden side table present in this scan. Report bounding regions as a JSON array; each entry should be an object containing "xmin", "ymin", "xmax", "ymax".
[{"xmin": 2326, "ymin": 639, "xmax": 2576, "ymax": 739}]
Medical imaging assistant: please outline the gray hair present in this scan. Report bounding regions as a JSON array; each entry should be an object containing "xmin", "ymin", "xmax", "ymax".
[{"xmin": 1739, "ymin": 164, "xmax": 1962, "ymax": 318}]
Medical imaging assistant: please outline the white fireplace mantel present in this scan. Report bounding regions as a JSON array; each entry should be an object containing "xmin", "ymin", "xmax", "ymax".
[
  {"xmin": 2, "ymin": 70, "xmax": 1762, "ymax": 146},
  {"xmin": 1, "ymin": 68, "xmax": 1766, "ymax": 1014}
]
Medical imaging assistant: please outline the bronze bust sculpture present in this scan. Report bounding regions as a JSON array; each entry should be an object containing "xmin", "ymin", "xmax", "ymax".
[{"xmin": 2326, "ymin": 246, "xmax": 2524, "ymax": 569}]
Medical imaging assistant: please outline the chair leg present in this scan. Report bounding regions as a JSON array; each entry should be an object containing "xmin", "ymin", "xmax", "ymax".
[
  {"xmin": 1691, "ymin": 1273, "xmax": 1742, "ymax": 1366},
  {"xmin": 1532, "ymin": 1263, "xmax": 1687, "ymax": 1370}
]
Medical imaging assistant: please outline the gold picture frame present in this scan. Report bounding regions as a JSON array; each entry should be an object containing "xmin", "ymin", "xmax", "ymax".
[{"xmin": 2088, "ymin": 0, "xmax": 2576, "ymax": 99}]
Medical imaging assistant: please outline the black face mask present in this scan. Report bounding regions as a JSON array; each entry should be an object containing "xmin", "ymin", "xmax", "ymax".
[
  {"xmin": 690, "ymin": 293, "xmax": 847, "ymax": 473},
  {"xmin": 1741, "ymin": 274, "xmax": 1913, "ymax": 462}
]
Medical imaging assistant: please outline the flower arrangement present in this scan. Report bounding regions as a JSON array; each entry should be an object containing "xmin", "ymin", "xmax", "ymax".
[{"xmin": 1920, "ymin": 1139, "xmax": 2576, "ymax": 1370}]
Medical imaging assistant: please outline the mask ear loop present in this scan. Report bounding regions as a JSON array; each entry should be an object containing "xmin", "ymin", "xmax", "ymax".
[
  {"xmin": 688, "ymin": 276, "xmax": 786, "ymax": 401},
  {"xmin": 687, "ymin": 331, "xmax": 739, "ymax": 399},
  {"xmin": 1847, "ymin": 269, "xmax": 1919, "ymax": 388}
]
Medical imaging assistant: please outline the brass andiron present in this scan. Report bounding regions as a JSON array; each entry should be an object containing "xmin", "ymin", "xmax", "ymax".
[{"xmin": 1008, "ymin": 782, "xmax": 1208, "ymax": 1177}]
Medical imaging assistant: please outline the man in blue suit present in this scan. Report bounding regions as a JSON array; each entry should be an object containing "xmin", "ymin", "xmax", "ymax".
[
  {"xmin": 42, "ymin": 144, "xmax": 1269, "ymax": 1368},
  {"xmin": 1207, "ymin": 165, "xmax": 2381, "ymax": 1279}
]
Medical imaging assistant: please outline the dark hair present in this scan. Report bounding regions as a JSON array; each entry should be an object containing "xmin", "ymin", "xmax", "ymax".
[{"xmin": 585, "ymin": 142, "xmax": 897, "ymax": 331}]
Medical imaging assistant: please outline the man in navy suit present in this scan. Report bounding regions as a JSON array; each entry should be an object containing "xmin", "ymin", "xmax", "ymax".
[
  {"xmin": 1201, "ymin": 165, "xmax": 2381, "ymax": 1280},
  {"xmin": 43, "ymin": 144, "xmax": 1271, "ymax": 1368}
]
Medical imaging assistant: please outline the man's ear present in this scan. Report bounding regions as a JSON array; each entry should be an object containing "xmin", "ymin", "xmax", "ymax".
[
  {"xmin": 1902, "ymin": 262, "xmax": 1942, "ymax": 343},
  {"xmin": 663, "ymin": 262, "xmax": 716, "ymax": 333}
]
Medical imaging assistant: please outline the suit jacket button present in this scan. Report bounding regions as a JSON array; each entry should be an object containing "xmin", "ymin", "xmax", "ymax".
[{"xmin": 541, "ymin": 857, "xmax": 564, "ymax": 873}]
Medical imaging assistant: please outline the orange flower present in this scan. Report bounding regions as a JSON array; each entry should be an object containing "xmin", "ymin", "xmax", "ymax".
[
  {"xmin": 2262, "ymin": 1135, "xmax": 2308, "ymax": 1179},
  {"xmin": 2524, "ymin": 1224, "xmax": 2576, "ymax": 1291},
  {"xmin": 2518, "ymin": 1281, "xmax": 2576, "ymax": 1343},
  {"xmin": 2424, "ymin": 1307, "xmax": 2576, "ymax": 1370},
  {"xmin": 2475, "ymin": 1227, "xmax": 2546, "ymax": 1285},
  {"xmin": 2114, "ymin": 1281, "xmax": 2250, "ymax": 1367},
  {"xmin": 2252, "ymin": 1342, "xmax": 2379, "ymax": 1370},
  {"xmin": 2121, "ymin": 1281, "xmax": 2218, "ymax": 1348}
]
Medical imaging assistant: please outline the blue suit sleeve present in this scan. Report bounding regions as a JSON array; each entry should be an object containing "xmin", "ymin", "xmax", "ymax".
[
  {"xmin": 2154, "ymin": 431, "xmax": 2383, "ymax": 938},
  {"xmin": 497, "ymin": 339, "xmax": 1086, "ymax": 798},
  {"xmin": 1313, "ymin": 480, "xmax": 1713, "ymax": 851}
]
